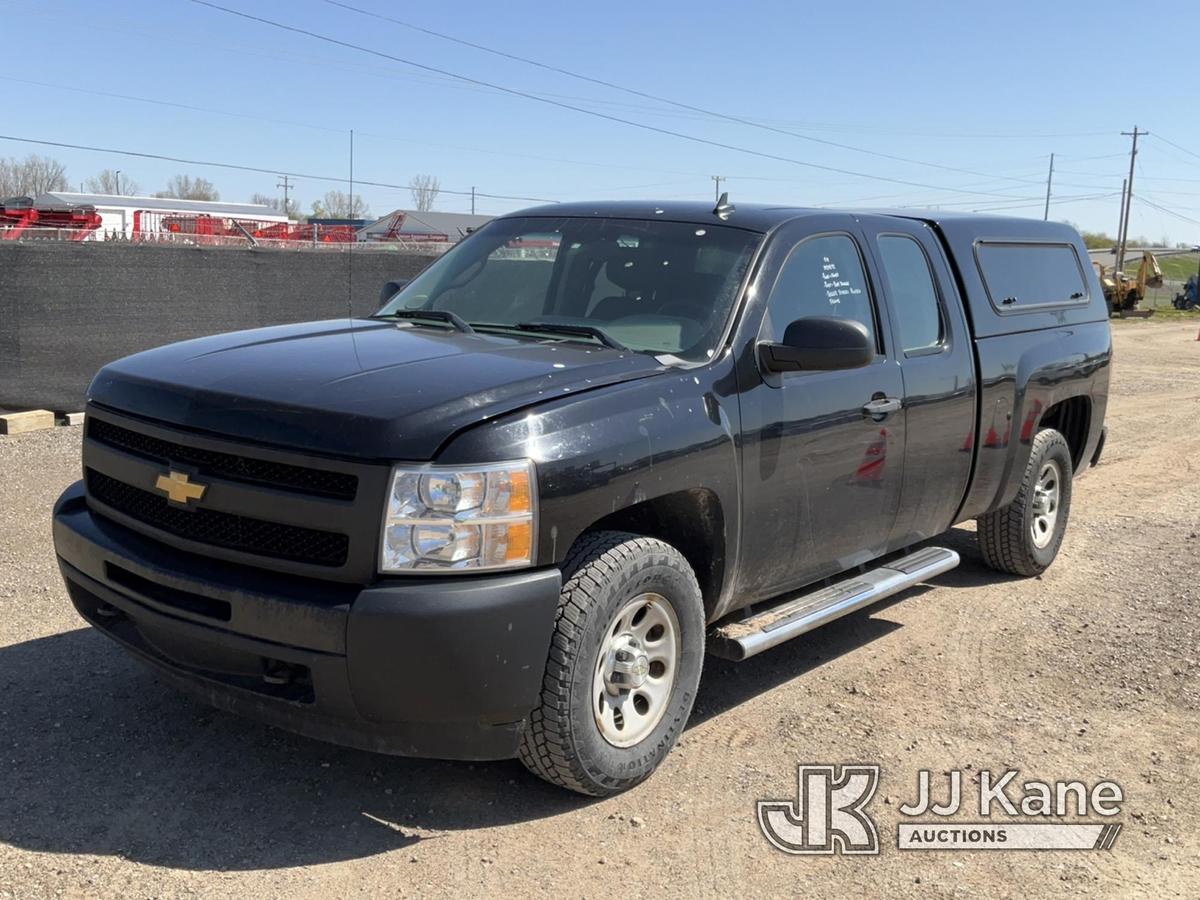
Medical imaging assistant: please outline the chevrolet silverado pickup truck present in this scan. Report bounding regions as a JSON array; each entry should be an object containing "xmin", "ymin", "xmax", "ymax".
[{"xmin": 53, "ymin": 200, "xmax": 1110, "ymax": 796}]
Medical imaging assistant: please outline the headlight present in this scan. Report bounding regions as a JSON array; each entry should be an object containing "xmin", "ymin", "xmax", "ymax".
[{"xmin": 380, "ymin": 460, "xmax": 536, "ymax": 573}]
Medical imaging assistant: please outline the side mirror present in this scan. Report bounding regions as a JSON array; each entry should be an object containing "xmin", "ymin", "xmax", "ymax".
[
  {"xmin": 379, "ymin": 280, "xmax": 408, "ymax": 306},
  {"xmin": 757, "ymin": 316, "xmax": 874, "ymax": 373}
]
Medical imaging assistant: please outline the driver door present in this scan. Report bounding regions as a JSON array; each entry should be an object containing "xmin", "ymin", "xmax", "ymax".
[{"xmin": 735, "ymin": 217, "xmax": 906, "ymax": 601}]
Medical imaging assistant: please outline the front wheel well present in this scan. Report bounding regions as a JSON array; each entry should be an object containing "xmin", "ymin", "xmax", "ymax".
[
  {"xmin": 1038, "ymin": 395, "xmax": 1091, "ymax": 471},
  {"xmin": 569, "ymin": 489, "xmax": 726, "ymax": 617}
]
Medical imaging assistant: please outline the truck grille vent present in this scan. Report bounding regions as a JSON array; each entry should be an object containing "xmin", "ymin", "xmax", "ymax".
[
  {"xmin": 88, "ymin": 418, "xmax": 358, "ymax": 501},
  {"xmin": 86, "ymin": 469, "xmax": 350, "ymax": 567}
]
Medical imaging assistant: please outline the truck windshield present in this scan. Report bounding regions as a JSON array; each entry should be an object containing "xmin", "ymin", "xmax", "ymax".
[{"xmin": 376, "ymin": 216, "xmax": 761, "ymax": 362}]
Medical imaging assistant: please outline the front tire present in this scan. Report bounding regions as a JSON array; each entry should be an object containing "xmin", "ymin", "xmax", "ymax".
[
  {"xmin": 977, "ymin": 428, "xmax": 1073, "ymax": 576},
  {"xmin": 518, "ymin": 531, "xmax": 705, "ymax": 796}
]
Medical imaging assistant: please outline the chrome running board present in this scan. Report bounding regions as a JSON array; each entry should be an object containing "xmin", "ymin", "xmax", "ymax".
[{"xmin": 708, "ymin": 546, "xmax": 959, "ymax": 661}]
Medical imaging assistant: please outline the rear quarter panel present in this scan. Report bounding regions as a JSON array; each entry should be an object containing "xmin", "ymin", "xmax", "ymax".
[{"xmin": 956, "ymin": 320, "xmax": 1111, "ymax": 518}]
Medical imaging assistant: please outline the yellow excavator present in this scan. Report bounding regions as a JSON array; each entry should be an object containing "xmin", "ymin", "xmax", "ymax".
[{"xmin": 1093, "ymin": 250, "xmax": 1163, "ymax": 317}]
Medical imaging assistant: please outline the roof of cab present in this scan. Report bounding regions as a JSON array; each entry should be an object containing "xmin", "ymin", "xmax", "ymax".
[{"xmin": 501, "ymin": 200, "xmax": 1079, "ymax": 240}]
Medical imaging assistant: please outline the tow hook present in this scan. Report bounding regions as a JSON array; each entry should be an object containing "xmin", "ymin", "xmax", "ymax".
[{"xmin": 262, "ymin": 659, "xmax": 296, "ymax": 685}]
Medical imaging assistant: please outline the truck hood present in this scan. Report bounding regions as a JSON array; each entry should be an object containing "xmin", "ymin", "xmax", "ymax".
[{"xmin": 88, "ymin": 319, "xmax": 666, "ymax": 459}]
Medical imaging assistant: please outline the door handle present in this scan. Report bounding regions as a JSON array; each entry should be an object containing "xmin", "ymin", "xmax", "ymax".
[{"xmin": 862, "ymin": 396, "xmax": 902, "ymax": 417}]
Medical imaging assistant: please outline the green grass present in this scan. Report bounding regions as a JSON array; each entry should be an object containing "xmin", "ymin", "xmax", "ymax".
[{"xmin": 1121, "ymin": 252, "xmax": 1199, "ymax": 282}]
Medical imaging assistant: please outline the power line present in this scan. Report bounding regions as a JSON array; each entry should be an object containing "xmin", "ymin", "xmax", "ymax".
[
  {"xmin": 0, "ymin": 75, "xmax": 337, "ymax": 138},
  {"xmin": 185, "ymin": 1, "xmax": 1043, "ymax": 200},
  {"xmin": 6, "ymin": 131, "xmax": 1105, "ymax": 218},
  {"xmin": 1053, "ymin": 169, "xmax": 1124, "ymax": 177},
  {"xmin": 1057, "ymin": 152, "xmax": 1129, "ymax": 162},
  {"xmin": 0, "ymin": 134, "xmax": 558, "ymax": 204},
  {"xmin": 321, "ymin": 0, "xmax": 1055, "ymax": 188},
  {"xmin": 900, "ymin": 191, "xmax": 1117, "ymax": 212},
  {"xmin": 1134, "ymin": 187, "xmax": 1200, "ymax": 199},
  {"xmin": 5, "ymin": 5, "xmax": 1104, "ymax": 146},
  {"xmin": 808, "ymin": 165, "xmax": 1075, "ymax": 206},
  {"xmin": 1135, "ymin": 175, "xmax": 1200, "ymax": 184},
  {"xmin": 1149, "ymin": 133, "xmax": 1200, "ymax": 163},
  {"xmin": 0, "ymin": 74, "xmax": 714, "ymax": 181},
  {"xmin": 13, "ymin": 67, "xmax": 1091, "ymax": 196},
  {"xmin": 688, "ymin": 122, "xmax": 1113, "ymax": 140},
  {"xmin": 1135, "ymin": 195, "xmax": 1200, "ymax": 229},
  {"xmin": 965, "ymin": 192, "xmax": 1118, "ymax": 213}
]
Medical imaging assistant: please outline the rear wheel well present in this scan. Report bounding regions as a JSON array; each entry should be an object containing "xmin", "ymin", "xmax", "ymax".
[
  {"xmin": 1038, "ymin": 396, "xmax": 1091, "ymax": 471},
  {"xmin": 571, "ymin": 490, "xmax": 725, "ymax": 617}
]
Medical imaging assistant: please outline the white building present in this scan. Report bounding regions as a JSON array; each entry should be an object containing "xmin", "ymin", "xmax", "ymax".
[{"xmin": 32, "ymin": 192, "xmax": 288, "ymax": 241}]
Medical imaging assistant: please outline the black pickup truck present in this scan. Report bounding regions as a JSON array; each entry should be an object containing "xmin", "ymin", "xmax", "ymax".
[{"xmin": 53, "ymin": 200, "xmax": 1110, "ymax": 796}]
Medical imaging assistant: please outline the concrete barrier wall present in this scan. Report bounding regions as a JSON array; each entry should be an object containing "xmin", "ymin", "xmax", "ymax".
[{"xmin": 0, "ymin": 242, "xmax": 437, "ymax": 411}]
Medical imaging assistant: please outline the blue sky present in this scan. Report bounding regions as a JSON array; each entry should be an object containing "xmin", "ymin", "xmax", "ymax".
[{"xmin": 5, "ymin": 0, "xmax": 1200, "ymax": 242}]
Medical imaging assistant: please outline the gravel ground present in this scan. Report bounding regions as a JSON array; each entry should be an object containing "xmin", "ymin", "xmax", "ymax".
[{"xmin": 0, "ymin": 319, "xmax": 1197, "ymax": 899}]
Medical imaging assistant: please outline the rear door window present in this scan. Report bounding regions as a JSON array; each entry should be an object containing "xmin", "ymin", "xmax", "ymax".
[
  {"xmin": 975, "ymin": 242, "xmax": 1088, "ymax": 311},
  {"xmin": 877, "ymin": 235, "xmax": 944, "ymax": 354}
]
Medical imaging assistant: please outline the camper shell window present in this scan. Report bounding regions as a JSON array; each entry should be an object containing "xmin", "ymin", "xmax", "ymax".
[{"xmin": 974, "ymin": 241, "xmax": 1089, "ymax": 312}]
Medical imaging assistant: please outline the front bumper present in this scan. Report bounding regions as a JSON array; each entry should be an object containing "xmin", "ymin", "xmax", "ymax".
[{"xmin": 53, "ymin": 481, "xmax": 561, "ymax": 760}]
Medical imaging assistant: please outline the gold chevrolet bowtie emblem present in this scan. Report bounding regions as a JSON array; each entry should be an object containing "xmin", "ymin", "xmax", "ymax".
[{"xmin": 155, "ymin": 471, "xmax": 207, "ymax": 505}]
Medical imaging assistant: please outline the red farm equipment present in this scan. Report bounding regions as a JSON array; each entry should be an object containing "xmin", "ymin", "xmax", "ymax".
[
  {"xmin": 133, "ymin": 211, "xmax": 264, "ymax": 242},
  {"xmin": 1, "ymin": 196, "xmax": 102, "ymax": 241},
  {"xmin": 254, "ymin": 222, "xmax": 358, "ymax": 244},
  {"xmin": 130, "ymin": 211, "xmax": 355, "ymax": 246}
]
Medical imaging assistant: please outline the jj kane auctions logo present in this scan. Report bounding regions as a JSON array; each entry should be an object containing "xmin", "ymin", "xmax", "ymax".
[{"xmin": 759, "ymin": 765, "xmax": 1124, "ymax": 854}]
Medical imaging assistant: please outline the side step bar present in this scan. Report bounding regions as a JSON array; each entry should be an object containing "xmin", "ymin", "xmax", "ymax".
[{"xmin": 708, "ymin": 546, "xmax": 960, "ymax": 661}]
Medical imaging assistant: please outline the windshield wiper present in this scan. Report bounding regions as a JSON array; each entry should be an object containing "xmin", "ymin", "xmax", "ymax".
[
  {"xmin": 375, "ymin": 309, "xmax": 475, "ymax": 334},
  {"xmin": 491, "ymin": 321, "xmax": 629, "ymax": 351}
]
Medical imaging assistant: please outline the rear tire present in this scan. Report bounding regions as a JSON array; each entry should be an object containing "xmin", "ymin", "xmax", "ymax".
[
  {"xmin": 518, "ymin": 531, "xmax": 704, "ymax": 796},
  {"xmin": 977, "ymin": 428, "xmax": 1073, "ymax": 576}
]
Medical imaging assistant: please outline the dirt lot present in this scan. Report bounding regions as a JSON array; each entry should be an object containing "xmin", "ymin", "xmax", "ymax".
[{"xmin": 1, "ymin": 319, "xmax": 1197, "ymax": 899}]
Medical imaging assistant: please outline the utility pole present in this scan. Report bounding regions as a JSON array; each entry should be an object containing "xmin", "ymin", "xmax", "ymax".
[
  {"xmin": 114, "ymin": 170, "xmax": 121, "ymax": 195},
  {"xmin": 1117, "ymin": 127, "xmax": 1148, "ymax": 275},
  {"xmin": 277, "ymin": 175, "xmax": 292, "ymax": 217},
  {"xmin": 471, "ymin": 186, "xmax": 476, "ymax": 215},
  {"xmin": 711, "ymin": 175, "xmax": 724, "ymax": 202},
  {"xmin": 1115, "ymin": 177, "xmax": 1127, "ymax": 256},
  {"xmin": 1042, "ymin": 153, "xmax": 1055, "ymax": 220}
]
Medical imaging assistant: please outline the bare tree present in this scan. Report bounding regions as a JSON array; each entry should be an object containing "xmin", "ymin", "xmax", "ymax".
[
  {"xmin": 408, "ymin": 174, "xmax": 440, "ymax": 212},
  {"xmin": 0, "ymin": 154, "xmax": 70, "ymax": 196},
  {"xmin": 250, "ymin": 192, "xmax": 301, "ymax": 220},
  {"xmin": 85, "ymin": 169, "xmax": 140, "ymax": 195},
  {"xmin": 309, "ymin": 190, "xmax": 370, "ymax": 219},
  {"xmin": 155, "ymin": 174, "xmax": 220, "ymax": 201}
]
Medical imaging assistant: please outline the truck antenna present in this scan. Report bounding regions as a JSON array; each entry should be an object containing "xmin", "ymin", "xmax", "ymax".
[{"xmin": 713, "ymin": 191, "xmax": 735, "ymax": 220}]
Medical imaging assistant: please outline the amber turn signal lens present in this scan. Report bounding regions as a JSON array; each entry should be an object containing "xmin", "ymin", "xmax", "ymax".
[{"xmin": 502, "ymin": 520, "xmax": 533, "ymax": 564}]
